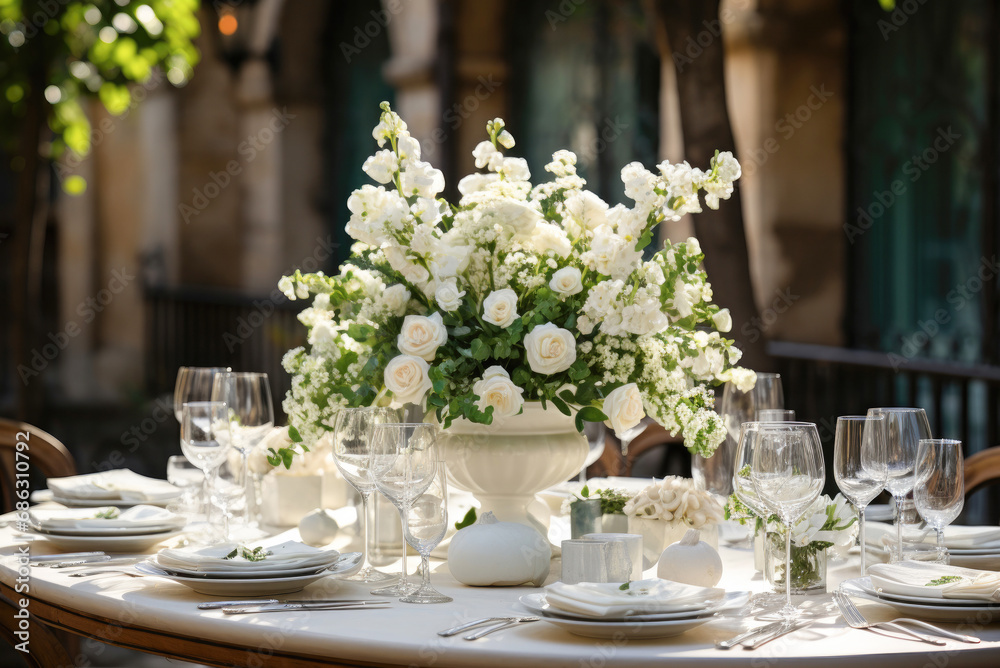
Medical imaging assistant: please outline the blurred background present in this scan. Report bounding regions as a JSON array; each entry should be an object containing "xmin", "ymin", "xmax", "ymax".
[{"xmin": 2, "ymin": 0, "xmax": 999, "ymax": 527}]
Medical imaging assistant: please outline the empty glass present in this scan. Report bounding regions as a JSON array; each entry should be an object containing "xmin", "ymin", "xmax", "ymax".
[
  {"xmin": 166, "ymin": 455, "xmax": 204, "ymax": 516},
  {"xmin": 368, "ymin": 423, "xmax": 438, "ymax": 598},
  {"xmin": 868, "ymin": 407, "xmax": 932, "ymax": 562},
  {"xmin": 914, "ymin": 439, "xmax": 964, "ymax": 564},
  {"xmin": 174, "ymin": 367, "xmax": 230, "ymax": 421},
  {"xmin": 180, "ymin": 401, "xmax": 232, "ymax": 543},
  {"xmin": 757, "ymin": 409, "xmax": 795, "ymax": 421},
  {"xmin": 331, "ymin": 407, "xmax": 398, "ymax": 583},
  {"xmin": 749, "ymin": 422, "xmax": 825, "ymax": 620},
  {"xmin": 833, "ymin": 415, "xmax": 887, "ymax": 575},
  {"xmin": 400, "ymin": 462, "xmax": 451, "ymax": 604}
]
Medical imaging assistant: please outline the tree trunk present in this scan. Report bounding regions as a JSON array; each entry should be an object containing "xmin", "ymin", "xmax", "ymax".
[{"xmin": 652, "ymin": 0, "xmax": 772, "ymax": 372}]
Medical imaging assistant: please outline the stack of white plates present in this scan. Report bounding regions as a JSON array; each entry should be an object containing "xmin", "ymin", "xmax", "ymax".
[
  {"xmin": 842, "ymin": 576, "xmax": 1000, "ymax": 622},
  {"xmin": 137, "ymin": 537, "xmax": 362, "ymax": 595},
  {"xmin": 22, "ymin": 505, "xmax": 186, "ymax": 552},
  {"xmin": 865, "ymin": 523, "xmax": 1000, "ymax": 570},
  {"xmin": 518, "ymin": 582, "xmax": 748, "ymax": 638},
  {"xmin": 41, "ymin": 469, "xmax": 183, "ymax": 508}
]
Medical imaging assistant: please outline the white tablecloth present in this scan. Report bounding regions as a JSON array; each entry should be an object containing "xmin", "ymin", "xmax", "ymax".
[{"xmin": 2, "ymin": 527, "xmax": 999, "ymax": 667}]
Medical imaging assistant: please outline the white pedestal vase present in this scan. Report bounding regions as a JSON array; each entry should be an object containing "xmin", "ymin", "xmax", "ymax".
[{"xmin": 437, "ymin": 402, "xmax": 588, "ymax": 536}]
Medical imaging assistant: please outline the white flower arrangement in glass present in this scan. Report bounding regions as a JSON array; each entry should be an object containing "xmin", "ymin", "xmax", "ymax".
[{"xmin": 274, "ymin": 103, "xmax": 755, "ymax": 465}]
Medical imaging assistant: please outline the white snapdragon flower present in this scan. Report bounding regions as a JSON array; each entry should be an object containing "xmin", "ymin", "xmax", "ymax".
[
  {"xmin": 713, "ymin": 150, "xmax": 741, "ymax": 182},
  {"xmin": 500, "ymin": 157, "xmax": 531, "ymax": 182},
  {"xmin": 493, "ymin": 198, "xmax": 541, "ymax": 236},
  {"xmin": 549, "ymin": 266, "xmax": 583, "ymax": 297},
  {"xmin": 372, "ymin": 108, "xmax": 407, "ymax": 147},
  {"xmin": 496, "ymin": 130, "xmax": 515, "ymax": 149},
  {"xmin": 583, "ymin": 279, "xmax": 623, "ymax": 317},
  {"xmin": 396, "ymin": 134, "xmax": 421, "ymax": 162},
  {"xmin": 400, "ymin": 160, "xmax": 445, "ymax": 198},
  {"xmin": 724, "ymin": 368, "xmax": 757, "ymax": 392},
  {"xmin": 602, "ymin": 383, "xmax": 645, "ymax": 437},
  {"xmin": 435, "ymin": 280, "xmax": 465, "ymax": 312},
  {"xmin": 295, "ymin": 283, "xmax": 309, "ymax": 300},
  {"xmin": 362, "ymin": 149, "xmax": 398, "ymax": 184},
  {"xmin": 576, "ymin": 314, "xmax": 595, "ymax": 335},
  {"xmin": 545, "ymin": 149, "xmax": 578, "ymax": 177},
  {"xmin": 589, "ymin": 229, "xmax": 642, "ymax": 280},
  {"xmin": 671, "ymin": 276, "xmax": 702, "ymax": 318},
  {"xmin": 472, "ymin": 141, "xmax": 504, "ymax": 171},
  {"xmin": 307, "ymin": 319, "xmax": 337, "ymax": 352},
  {"xmin": 563, "ymin": 190, "xmax": 608, "ymax": 231},
  {"xmin": 278, "ymin": 276, "xmax": 295, "ymax": 299},
  {"xmin": 397, "ymin": 312, "xmax": 448, "ymax": 362},
  {"xmin": 384, "ymin": 354, "xmax": 431, "ymax": 406},
  {"xmin": 686, "ymin": 237, "xmax": 702, "ymax": 256},
  {"xmin": 482, "ymin": 289, "xmax": 519, "ymax": 328},
  {"xmin": 524, "ymin": 323, "xmax": 576, "ymax": 375},
  {"xmin": 473, "ymin": 366, "xmax": 524, "ymax": 418},
  {"xmin": 525, "ymin": 221, "xmax": 571, "ymax": 258},
  {"xmin": 383, "ymin": 246, "xmax": 430, "ymax": 285},
  {"xmin": 458, "ymin": 172, "xmax": 500, "ymax": 198},
  {"xmin": 712, "ymin": 308, "xmax": 732, "ymax": 332},
  {"xmin": 622, "ymin": 300, "xmax": 669, "ymax": 335},
  {"xmin": 346, "ymin": 185, "xmax": 409, "ymax": 246},
  {"xmin": 383, "ymin": 284, "xmax": 410, "ymax": 316}
]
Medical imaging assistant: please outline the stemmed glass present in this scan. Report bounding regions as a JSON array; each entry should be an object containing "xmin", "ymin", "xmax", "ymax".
[
  {"xmin": 174, "ymin": 367, "xmax": 229, "ymax": 512},
  {"xmin": 833, "ymin": 415, "xmax": 887, "ymax": 576},
  {"xmin": 211, "ymin": 372, "xmax": 274, "ymax": 533},
  {"xmin": 749, "ymin": 422, "xmax": 825, "ymax": 621},
  {"xmin": 757, "ymin": 409, "xmax": 795, "ymax": 421},
  {"xmin": 400, "ymin": 461, "xmax": 452, "ymax": 604},
  {"xmin": 368, "ymin": 423, "xmax": 438, "ymax": 598},
  {"xmin": 868, "ymin": 407, "xmax": 932, "ymax": 562},
  {"xmin": 180, "ymin": 401, "xmax": 232, "ymax": 541},
  {"xmin": 331, "ymin": 407, "xmax": 397, "ymax": 583},
  {"xmin": 914, "ymin": 439, "xmax": 964, "ymax": 564}
]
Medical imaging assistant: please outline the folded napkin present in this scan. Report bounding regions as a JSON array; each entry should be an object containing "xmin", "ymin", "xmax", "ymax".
[
  {"xmin": 544, "ymin": 579, "xmax": 725, "ymax": 618},
  {"xmin": 156, "ymin": 532, "xmax": 340, "ymax": 573},
  {"xmin": 869, "ymin": 561, "xmax": 1000, "ymax": 602},
  {"xmin": 48, "ymin": 470, "xmax": 181, "ymax": 503},
  {"xmin": 866, "ymin": 522, "xmax": 1000, "ymax": 550},
  {"xmin": 29, "ymin": 505, "xmax": 184, "ymax": 532}
]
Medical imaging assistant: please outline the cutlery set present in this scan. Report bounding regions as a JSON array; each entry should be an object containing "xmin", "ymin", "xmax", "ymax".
[{"xmin": 438, "ymin": 617, "xmax": 541, "ymax": 640}]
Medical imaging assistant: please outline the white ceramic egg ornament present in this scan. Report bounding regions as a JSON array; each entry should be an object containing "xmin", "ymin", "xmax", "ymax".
[
  {"xmin": 448, "ymin": 512, "xmax": 551, "ymax": 586},
  {"xmin": 656, "ymin": 528, "xmax": 723, "ymax": 587},
  {"xmin": 298, "ymin": 508, "xmax": 340, "ymax": 546}
]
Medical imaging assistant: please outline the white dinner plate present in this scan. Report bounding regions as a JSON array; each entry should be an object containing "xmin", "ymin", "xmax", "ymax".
[
  {"xmin": 23, "ymin": 528, "xmax": 184, "ymax": 553},
  {"xmin": 948, "ymin": 554, "xmax": 1000, "ymax": 571},
  {"xmin": 30, "ymin": 523, "xmax": 185, "ymax": 537},
  {"xmin": 134, "ymin": 552, "xmax": 363, "ymax": 596},
  {"xmin": 518, "ymin": 590, "xmax": 748, "ymax": 623},
  {"xmin": 848, "ymin": 576, "xmax": 999, "ymax": 607},
  {"xmin": 31, "ymin": 489, "xmax": 181, "ymax": 508},
  {"xmin": 945, "ymin": 547, "xmax": 1000, "ymax": 556},
  {"xmin": 841, "ymin": 580, "xmax": 1000, "ymax": 622},
  {"xmin": 150, "ymin": 557, "xmax": 341, "ymax": 580},
  {"xmin": 535, "ymin": 614, "xmax": 714, "ymax": 639}
]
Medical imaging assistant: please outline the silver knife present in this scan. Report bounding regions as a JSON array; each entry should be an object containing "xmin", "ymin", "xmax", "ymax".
[
  {"xmin": 30, "ymin": 552, "xmax": 106, "ymax": 565},
  {"xmin": 198, "ymin": 598, "xmax": 372, "ymax": 610},
  {"xmin": 743, "ymin": 620, "xmax": 813, "ymax": 650},
  {"xmin": 222, "ymin": 601, "xmax": 390, "ymax": 615},
  {"xmin": 52, "ymin": 557, "xmax": 138, "ymax": 569},
  {"xmin": 715, "ymin": 621, "xmax": 785, "ymax": 649}
]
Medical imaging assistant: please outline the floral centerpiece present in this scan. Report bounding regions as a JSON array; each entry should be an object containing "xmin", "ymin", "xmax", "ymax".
[
  {"xmin": 273, "ymin": 102, "xmax": 753, "ymax": 468},
  {"xmin": 624, "ymin": 476, "xmax": 724, "ymax": 567}
]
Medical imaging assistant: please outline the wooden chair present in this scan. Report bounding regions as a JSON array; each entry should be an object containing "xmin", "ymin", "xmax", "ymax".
[
  {"xmin": 0, "ymin": 418, "xmax": 76, "ymax": 514},
  {"xmin": 965, "ymin": 445, "xmax": 1000, "ymax": 498}
]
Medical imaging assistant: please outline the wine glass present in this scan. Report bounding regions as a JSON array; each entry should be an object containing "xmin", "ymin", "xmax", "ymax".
[
  {"xmin": 211, "ymin": 372, "xmax": 274, "ymax": 532},
  {"xmin": 833, "ymin": 415, "xmax": 887, "ymax": 575},
  {"xmin": 757, "ymin": 409, "xmax": 795, "ymax": 421},
  {"xmin": 331, "ymin": 407, "xmax": 398, "ymax": 583},
  {"xmin": 180, "ymin": 402, "xmax": 232, "ymax": 542},
  {"xmin": 210, "ymin": 450, "xmax": 247, "ymax": 542},
  {"xmin": 400, "ymin": 461, "xmax": 451, "ymax": 604},
  {"xmin": 368, "ymin": 423, "xmax": 438, "ymax": 598},
  {"xmin": 753, "ymin": 372, "xmax": 785, "ymax": 411},
  {"xmin": 166, "ymin": 455, "xmax": 204, "ymax": 517},
  {"xmin": 174, "ymin": 367, "xmax": 230, "ymax": 421},
  {"xmin": 914, "ymin": 439, "xmax": 964, "ymax": 564},
  {"xmin": 749, "ymin": 422, "xmax": 825, "ymax": 621},
  {"xmin": 868, "ymin": 407, "xmax": 932, "ymax": 562}
]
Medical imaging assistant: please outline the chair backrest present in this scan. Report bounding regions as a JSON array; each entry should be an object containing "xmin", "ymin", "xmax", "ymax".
[
  {"xmin": 0, "ymin": 418, "xmax": 76, "ymax": 513},
  {"xmin": 587, "ymin": 423, "xmax": 683, "ymax": 477},
  {"xmin": 965, "ymin": 445, "xmax": 1000, "ymax": 498}
]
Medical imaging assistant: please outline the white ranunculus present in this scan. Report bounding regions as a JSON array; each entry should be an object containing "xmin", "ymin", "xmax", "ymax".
[
  {"xmin": 602, "ymin": 383, "xmax": 645, "ymax": 438},
  {"xmin": 712, "ymin": 308, "xmax": 732, "ymax": 333},
  {"xmin": 383, "ymin": 284, "xmax": 410, "ymax": 316},
  {"xmin": 384, "ymin": 355, "xmax": 432, "ymax": 406},
  {"xmin": 482, "ymin": 289, "xmax": 519, "ymax": 328},
  {"xmin": 362, "ymin": 149, "xmax": 398, "ymax": 184},
  {"xmin": 524, "ymin": 323, "xmax": 576, "ymax": 375},
  {"xmin": 435, "ymin": 280, "xmax": 465, "ymax": 312},
  {"xmin": 473, "ymin": 366, "xmax": 524, "ymax": 419},
  {"xmin": 549, "ymin": 267, "xmax": 583, "ymax": 297},
  {"xmin": 397, "ymin": 312, "xmax": 448, "ymax": 362}
]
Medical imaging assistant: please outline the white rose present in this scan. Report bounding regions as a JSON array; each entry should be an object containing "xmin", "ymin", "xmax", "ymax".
[
  {"xmin": 383, "ymin": 284, "xmax": 410, "ymax": 316},
  {"xmin": 526, "ymin": 222, "xmax": 571, "ymax": 258},
  {"xmin": 482, "ymin": 289, "xmax": 519, "ymax": 328},
  {"xmin": 473, "ymin": 366, "xmax": 524, "ymax": 419},
  {"xmin": 549, "ymin": 267, "xmax": 583, "ymax": 297},
  {"xmin": 384, "ymin": 355, "xmax": 432, "ymax": 405},
  {"xmin": 602, "ymin": 383, "xmax": 645, "ymax": 438},
  {"xmin": 397, "ymin": 313, "xmax": 447, "ymax": 362},
  {"xmin": 435, "ymin": 280, "xmax": 465, "ymax": 312},
  {"xmin": 524, "ymin": 323, "xmax": 576, "ymax": 375},
  {"xmin": 712, "ymin": 308, "xmax": 732, "ymax": 333}
]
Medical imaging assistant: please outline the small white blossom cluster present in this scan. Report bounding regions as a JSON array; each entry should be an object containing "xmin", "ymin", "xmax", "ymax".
[
  {"xmin": 277, "ymin": 103, "xmax": 752, "ymax": 459},
  {"xmin": 771, "ymin": 493, "xmax": 858, "ymax": 557},
  {"xmin": 623, "ymin": 476, "xmax": 724, "ymax": 529}
]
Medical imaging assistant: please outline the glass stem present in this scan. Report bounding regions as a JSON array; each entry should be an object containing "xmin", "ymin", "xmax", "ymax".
[
  {"xmin": 859, "ymin": 505, "xmax": 867, "ymax": 576},
  {"xmin": 895, "ymin": 495, "xmax": 904, "ymax": 559},
  {"xmin": 420, "ymin": 554, "xmax": 431, "ymax": 590},
  {"xmin": 784, "ymin": 523, "xmax": 792, "ymax": 610},
  {"xmin": 358, "ymin": 491, "xmax": 372, "ymax": 570},
  {"xmin": 936, "ymin": 528, "xmax": 945, "ymax": 560},
  {"xmin": 398, "ymin": 509, "xmax": 408, "ymax": 590}
]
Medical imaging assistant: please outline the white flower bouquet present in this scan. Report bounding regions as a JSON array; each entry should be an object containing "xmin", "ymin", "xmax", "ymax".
[{"xmin": 276, "ymin": 103, "xmax": 754, "ymax": 463}]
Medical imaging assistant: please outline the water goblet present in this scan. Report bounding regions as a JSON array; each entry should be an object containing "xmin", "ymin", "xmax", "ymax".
[
  {"xmin": 914, "ymin": 439, "xmax": 964, "ymax": 564},
  {"xmin": 180, "ymin": 401, "xmax": 232, "ymax": 543},
  {"xmin": 400, "ymin": 462, "xmax": 452, "ymax": 604},
  {"xmin": 834, "ymin": 415, "xmax": 887, "ymax": 575}
]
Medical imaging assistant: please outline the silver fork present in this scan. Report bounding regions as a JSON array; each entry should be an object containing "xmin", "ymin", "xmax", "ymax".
[
  {"xmin": 68, "ymin": 569, "xmax": 143, "ymax": 578},
  {"xmin": 463, "ymin": 617, "xmax": 540, "ymax": 640},
  {"xmin": 834, "ymin": 591, "xmax": 973, "ymax": 645},
  {"xmin": 438, "ymin": 616, "xmax": 539, "ymax": 638}
]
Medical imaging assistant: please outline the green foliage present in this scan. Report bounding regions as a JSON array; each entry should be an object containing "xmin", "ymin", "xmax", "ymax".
[
  {"xmin": 454, "ymin": 507, "xmax": 477, "ymax": 530},
  {"xmin": 1, "ymin": 0, "xmax": 201, "ymax": 189}
]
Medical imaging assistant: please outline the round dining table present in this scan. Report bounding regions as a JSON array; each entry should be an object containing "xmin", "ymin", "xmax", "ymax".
[{"xmin": 1, "ymin": 525, "xmax": 999, "ymax": 668}]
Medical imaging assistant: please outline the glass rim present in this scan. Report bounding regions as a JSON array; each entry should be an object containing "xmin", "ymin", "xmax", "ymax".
[
  {"xmin": 739, "ymin": 420, "xmax": 816, "ymax": 429},
  {"xmin": 217, "ymin": 371, "xmax": 268, "ymax": 378},
  {"xmin": 181, "ymin": 400, "xmax": 228, "ymax": 408},
  {"xmin": 178, "ymin": 365, "xmax": 231, "ymax": 371},
  {"xmin": 868, "ymin": 407, "xmax": 926, "ymax": 413},
  {"xmin": 918, "ymin": 438, "xmax": 962, "ymax": 446},
  {"xmin": 837, "ymin": 414, "xmax": 885, "ymax": 421}
]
